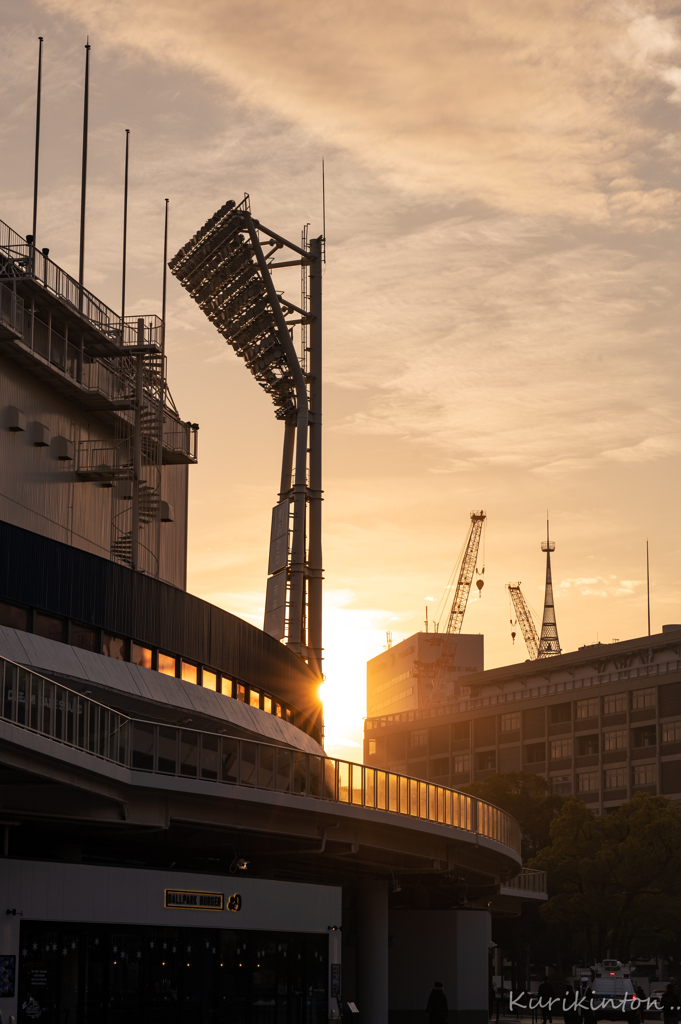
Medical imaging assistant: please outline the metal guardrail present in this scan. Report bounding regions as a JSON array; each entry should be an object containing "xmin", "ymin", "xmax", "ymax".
[
  {"xmin": 503, "ymin": 868, "xmax": 547, "ymax": 893},
  {"xmin": 0, "ymin": 655, "xmax": 522, "ymax": 856},
  {"xmin": 0, "ymin": 282, "xmax": 24, "ymax": 337},
  {"xmin": 0, "ymin": 220, "xmax": 118, "ymax": 335},
  {"xmin": 366, "ymin": 657, "xmax": 679, "ymax": 729}
]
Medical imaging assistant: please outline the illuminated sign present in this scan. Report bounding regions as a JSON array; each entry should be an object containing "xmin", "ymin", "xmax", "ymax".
[
  {"xmin": 164, "ymin": 890, "xmax": 223, "ymax": 911},
  {"xmin": 163, "ymin": 889, "xmax": 242, "ymax": 912}
]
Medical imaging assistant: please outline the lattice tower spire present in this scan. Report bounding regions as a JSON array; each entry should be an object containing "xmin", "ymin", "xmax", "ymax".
[{"xmin": 538, "ymin": 519, "xmax": 561, "ymax": 658}]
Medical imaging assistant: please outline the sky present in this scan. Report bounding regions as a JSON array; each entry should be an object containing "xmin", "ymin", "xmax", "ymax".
[{"xmin": 3, "ymin": 0, "xmax": 681, "ymax": 761}]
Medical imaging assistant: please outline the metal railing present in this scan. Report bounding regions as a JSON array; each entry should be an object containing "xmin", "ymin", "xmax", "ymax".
[
  {"xmin": 0, "ymin": 282, "xmax": 24, "ymax": 337},
  {"xmin": 162, "ymin": 421, "xmax": 199, "ymax": 462},
  {"xmin": 366, "ymin": 657, "xmax": 680, "ymax": 729},
  {"xmin": 503, "ymin": 868, "xmax": 547, "ymax": 893},
  {"xmin": 0, "ymin": 655, "xmax": 521, "ymax": 856},
  {"xmin": 0, "ymin": 220, "xmax": 118, "ymax": 337}
]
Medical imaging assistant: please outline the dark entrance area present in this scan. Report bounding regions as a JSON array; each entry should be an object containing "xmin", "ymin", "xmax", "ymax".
[{"xmin": 18, "ymin": 921, "xmax": 328, "ymax": 1024}]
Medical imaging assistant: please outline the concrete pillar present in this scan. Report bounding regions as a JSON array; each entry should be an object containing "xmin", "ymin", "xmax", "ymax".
[
  {"xmin": 328, "ymin": 925, "xmax": 342, "ymax": 1020},
  {"xmin": 389, "ymin": 907, "xmax": 491, "ymax": 1024},
  {"xmin": 356, "ymin": 879, "xmax": 389, "ymax": 1024}
]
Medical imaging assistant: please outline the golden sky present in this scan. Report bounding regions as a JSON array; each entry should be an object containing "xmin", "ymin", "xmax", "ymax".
[{"xmin": 5, "ymin": 0, "xmax": 681, "ymax": 759}]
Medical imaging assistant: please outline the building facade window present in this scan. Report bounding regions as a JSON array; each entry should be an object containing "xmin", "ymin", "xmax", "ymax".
[
  {"xmin": 604, "ymin": 767, "xmax": 627, "ymax": 789},
  {"xmin": 549, "ymin": 703, "xmax": 571, "ymax": 724},
  {"xmin": 551, "ymin": 775, "xmax": 571, "ymax": 795},
  {"xmin": 371, "ymin": 686, "xmax": 414, "ymax": 714},
  {"xmin": 158, "ymin": 653, "xmax": 176, "ymax": 676},
  {"xmin": 577, "ymin": 771, "xmax": 599, "ymax": 793},
  {"xmin": 453, "ymin": 754, "xmax": 470, "ymax": 773},
  {"xmin": 632, "ymin": 688, "xmax": 655, "ymax": 709},
  {"xmin": 603, "ymin": 729, "xmax": 627, "ymax": 751},
  {"xmin": 102, "ymin": 633, "xmax": 126, "ymax": 661},
  {"xmin": 131, "ymin": 643, "xmax": 152, "ymax": 669},
  {"xmin": 410, "ymin": 729, "xmax": 428, "ymax": 748},
  {"xmin": 181, "ymin": 662, "xmax": 198, "ymax": 685},
  {"xmin": 452, "ymin": 721, "xmax": 470, "ymax": 741},
  {"xmin": 577, "ymin": 734, "xmax": 599, "ymax": 756},
  {"xmin": 34, "ymin": 612, "xmax": 65, "ymax": 643},
  {"xmin": 202, "ymin": 670, "xmax": 217, "ymax": 691},
  {"xmin": 500, "ymin": 711, "xmax": 520, "ymax": 732},
  {"xmin": 603, "ymin": 692, "xmax": 626, "ymax": 714},
  {"xmin": 662, "ymin": 720, "xmax": 681, "ymax": 743},
  {"xmin": 71, "ymin": 623, "xmax": 97, "ymax": 652},
  {"xmin": 632, "ymin": 725, "xmax": 656, "ymax": 748},
  {"xmin": 576, "ymin": 697, "xmax": 598, "ymax": 719},
  {"xmin": 263, "ymin": 695, "xmax": 272, "ymax": 714},
  {"xmin": 549, "ymin": 738, "xmax": 572, "ymax": 759},
  {"xmin": 0, "ymin": 600, "xmax": 29, "ymax": 632},
  {"xmin": 249, "ymin": 688, "xmax": 260, "ymax": 709},
  {"xmin": 476, "ymin": 751, "xmax": 496, "ymax": 771},
  {"xmin": 633, "ymin": 763, "xmax": 656, "ymax": 786},
  {"xmin": 524, "ymin": 743, "xmax": 546, "ymax": 764}
]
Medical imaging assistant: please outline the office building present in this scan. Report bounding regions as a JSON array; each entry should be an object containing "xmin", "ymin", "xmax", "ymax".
[
  {"xmin": 367, "ymin": 632, "xmax": 484, "ymax": 718},
  {"xmin": 365, "ymin": 627, "xmax": 681, "ymax": 813}
]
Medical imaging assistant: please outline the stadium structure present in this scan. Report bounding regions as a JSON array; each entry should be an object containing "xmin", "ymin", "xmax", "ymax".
[{"xmin": 0, "ymin": 59, "xmax": 532, "ymax": 1022}]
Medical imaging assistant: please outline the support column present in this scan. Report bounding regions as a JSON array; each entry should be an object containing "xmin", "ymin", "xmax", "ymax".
[
  {"xmin": 389, "ymin": 907, "xmax": 491, "ymax": 1024},
  {"xmin": 307, "ymin": 237, "xmax": 323, "ymax": 678},
  {"xmin": 356, "ymin": 879, "xmax": 389, "ymax": 1024},
  {"xmin": 131, "ymin": 343, "xmax": 143, "ymax": 571},
  {"xmin": 328, "ymin": 926, "xmax": 342, "ymax": 1021}
]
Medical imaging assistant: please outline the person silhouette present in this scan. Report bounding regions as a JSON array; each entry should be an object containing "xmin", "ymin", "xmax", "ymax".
[{"xmin": 426, "ymin": 981, "xmax": 448, "ymax": 1024}]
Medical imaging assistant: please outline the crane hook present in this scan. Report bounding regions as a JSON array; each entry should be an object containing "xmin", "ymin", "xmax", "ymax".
[
  {"xmin": 511, "ymin": 631, "xmax": 516, "ymax": 644},
  {"xmin": 476, "ymin": 579, "xmax": 484, "ymax": 596}
]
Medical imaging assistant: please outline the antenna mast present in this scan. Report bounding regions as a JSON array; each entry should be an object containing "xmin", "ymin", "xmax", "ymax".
[
  {"xmin": 78, "ymin": 38, "xmax": 91, "ymax": 312},
  {"xmin": 646, "ymin": 540, "xmax": 651, "ymax": 636},
  {"xmin": 31, "ymin": 37, "xmax": 44, "ymax": 251},
  {"xmin": 537, "ymin": 518, "xmax": 561, "ymax": 658},
  {"xmin": 121, "ymin": 129, "xmax": 130, "ymax": 322}
]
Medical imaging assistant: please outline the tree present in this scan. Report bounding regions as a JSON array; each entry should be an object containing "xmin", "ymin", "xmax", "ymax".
[
  {"xmin": 462, "ymin": 771, "xmax": 563, "ymax": 858},
  {"xmin": 531, "ymin": 792, "xmax": 681, "ymax": 967}
]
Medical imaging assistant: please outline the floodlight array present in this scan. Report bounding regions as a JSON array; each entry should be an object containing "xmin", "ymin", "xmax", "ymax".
[{"xmin": 169, "ymin": 197, "xmax": 296, "ymax": 419}]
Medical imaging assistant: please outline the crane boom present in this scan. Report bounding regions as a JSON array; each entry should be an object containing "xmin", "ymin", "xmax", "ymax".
[
  {"xmin": 445, "ymin": 510, "xmax": 486, "ymax": 634},
  {"xmin": 507, "ymin": 582, "xmax": 539, "ymax": 659}
]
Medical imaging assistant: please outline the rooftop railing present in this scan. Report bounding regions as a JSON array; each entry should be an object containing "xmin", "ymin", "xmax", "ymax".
[
  {"xmin": 0, "ymin": 220, "xmax": 119, "ymax": 336},
  {"xmin": 366, "ymin": 656, "xmax": 681, "ymax": 729},
  {"xmin": 0, "ymin": 654, "xmax": 521, "ymax": 857},
  {"xmin": 0, "ymin": 282, "xmax": 24, "ymax": 338},
  {"xmin": 503, "ymin": 867, "xmax": 547, "ymax": 894}
]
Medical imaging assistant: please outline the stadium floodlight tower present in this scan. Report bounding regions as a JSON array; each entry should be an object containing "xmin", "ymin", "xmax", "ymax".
[{"xmin": 169, "ymin": 196, "xmax": 323, "ymax": 677}]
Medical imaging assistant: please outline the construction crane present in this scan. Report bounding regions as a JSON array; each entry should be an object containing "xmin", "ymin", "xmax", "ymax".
[
  {"xmin": 444, "ymin": 510, "xmax": 486, "ymax": 634},
  {"xmin": 507, "ymin": 582, "xmax": 539, "ymax": 660},
  {"xmin": 419, "ymin": 510, "xmax": 486, "ymax": 707}
]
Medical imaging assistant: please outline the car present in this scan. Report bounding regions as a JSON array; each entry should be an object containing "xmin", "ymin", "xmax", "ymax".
[{"xmin": 589, "ymin": 961, "xmax": 642, "ymax": 1023}]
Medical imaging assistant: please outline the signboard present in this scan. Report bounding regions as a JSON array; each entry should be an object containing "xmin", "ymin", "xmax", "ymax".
[
  {"xmin": 163, "ymin": 890, "xmax": 242, "ymax": 912},
  {"xmin": 264, "ymin": 570, "xmax": 287, "ymax": 640},
  {"xmin": 268, "ymin": 502, "xmax": 290, "ymax": 575},
  {"xmin": 330, "ymin": 964, "xmax": 341, "ymax": 998},
  {"xmin": 164, "ymin": 889, "xmax": 224, "ymax": 911}
]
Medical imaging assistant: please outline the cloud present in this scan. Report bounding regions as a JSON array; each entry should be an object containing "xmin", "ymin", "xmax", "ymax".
[
  {"xmin": 559, "ymin": 576, "xmax": 643, "ymax": 596},
  {"xmin": 43, "ymin": 0, "xmax": 681, "ymax": 225},
  {"xmin": 602, "ymin": 433, "xmax": 681, "ymax": 462}
]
